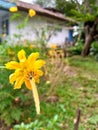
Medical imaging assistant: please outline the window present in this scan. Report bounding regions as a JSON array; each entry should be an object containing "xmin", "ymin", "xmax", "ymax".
[
  {"xmin": 0, "ymin": 10, "xmax": 9, "ymax": 43},
  {"xmin": 0, "ymin": 9, "xmax": 9, "ymax": 38},
  {"xmin": 2, "ymin": 13, "xmax": 9, "ymax": 37},
  {"xmin": 2, "ymin": 19, "xmax": 9, "ymax": 36}
]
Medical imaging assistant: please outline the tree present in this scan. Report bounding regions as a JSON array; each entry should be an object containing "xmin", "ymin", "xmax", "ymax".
[
  {"xmin": 72, "ymin": 0, "xmax": 98, "ymax": 56},
  {"xmin": 56, "ymin": 0, "xmax": 98, "ymax": 56},
  {"xmin": 34, "ymin": 0, "xmax": 98, "ymax": 56},
  {"xmin": 55, "ymin": 0, "xmax": 77, "ymax": 16},
  {"xmin": 33, "ymin": 0, "xmax": 55, "ymax": 7}
]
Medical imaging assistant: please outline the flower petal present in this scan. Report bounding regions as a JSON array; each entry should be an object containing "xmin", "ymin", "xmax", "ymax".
[
  {"xmin": 34, "ymin": 69, "xmax": 44, "ymax": 76},
  {"xmin": 35, "ymin": 78, "xmax": 40, "ymax": 83},
  {"xmin": 5, "ymin": 61, "xmax": 20, "ymax": 69},
  {"xmin": 33, "ymin": 60, "xmax": 45, "ymax": 69},
  {"xmin": 14, "ymin": 77, "xmax": 24, "ymax": 89},
  {"xmin": 18, "ymin": 49, "xmax": 26, "ymax": 62},
  {"xmin": 25, "ymin": 79, "xmax": 32, "ymax": 90},
  {"xmin": 34, "ymin": 70, "xmax": 44, "ymax": 83},
  {"xmin": 9, "ymin": 73, "xmax": 17, "ymax": 84},
  {"xmin": 9, "ymin": 69, "xmax": 24, "ymax": 84},
  {"xmin": 9, "ymin": 6, "xmax": 18, "ymax": 12},
  {"xmin": 28, "ymin": 52, "xmax": 39, "ymax": 63},
  {"xmin": 29, "ymin": 9, "xmax": 36, "ymax": 17}
]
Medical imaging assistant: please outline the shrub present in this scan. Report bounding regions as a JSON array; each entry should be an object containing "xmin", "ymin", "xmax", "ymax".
[
  {"xmin": 68, "ymin": 40, "xmax": 84, "ymax": 55},
  {"xmin": 0, "ymin": 43, "xmax": 45, "ymax": 126},
  {"xmin": 13, "ymin": 115, "xmax": 59, "ymax": 130},
  {"xmin": 90, "ymin": 41, "xmax": 98, "ymax": 60}
]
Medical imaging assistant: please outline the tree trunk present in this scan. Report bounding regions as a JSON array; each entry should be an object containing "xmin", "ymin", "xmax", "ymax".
[
  {"xmin": 81, "ymin": 34, "xmax": 93, "ymax": 56},
  {"xmin": 81, "ymin": 19, "xmax": 98, "ymax": 56}
]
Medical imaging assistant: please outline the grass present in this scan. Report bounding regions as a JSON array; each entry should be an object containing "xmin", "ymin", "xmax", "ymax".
[
  {"xmin": 0, "ymin": 44, "xmax": 98, "ymax": 129},
  {"xmin": 15, "ymin": 55, "xmax": 98, "ymax": 130},
  {"xmin": 37, "ymin": 55, "xmax": 98, "ymax": 130}
]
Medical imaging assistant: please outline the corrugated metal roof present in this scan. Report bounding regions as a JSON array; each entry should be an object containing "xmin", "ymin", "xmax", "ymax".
[
  {"xmin": 1, "ymin": 0, "xmax": 77, "ymax": 24},
  {"xmin": 16, "ymin": 1, "xmax": 77, "ymax": 23}
]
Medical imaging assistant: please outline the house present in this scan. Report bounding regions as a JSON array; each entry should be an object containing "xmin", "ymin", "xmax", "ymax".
[{"xmin": 0, "ymin": 0, "xmax": 76, "ymax": 47}]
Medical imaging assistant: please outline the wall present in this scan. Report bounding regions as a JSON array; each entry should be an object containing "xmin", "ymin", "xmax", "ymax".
[{"xmin": 8, "ymin": 11, "xmax": 70, "ymax": 46}]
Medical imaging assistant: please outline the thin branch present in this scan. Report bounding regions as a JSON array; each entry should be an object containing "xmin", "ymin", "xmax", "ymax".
[
  {"xmin": 74, "ymin": 108, "xmax": 81, "ymax": 130},
  {"xmin": 74, "ymin": 0, "xmax": 81, "ymax": 12}
]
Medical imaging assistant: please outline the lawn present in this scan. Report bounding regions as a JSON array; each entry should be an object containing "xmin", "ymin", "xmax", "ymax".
[{"xmin": 0, "ymin": 44, "xmax": 98, "ymax": 130}]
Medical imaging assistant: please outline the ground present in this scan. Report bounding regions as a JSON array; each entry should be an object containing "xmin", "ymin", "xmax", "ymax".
[{"xmin": 1, "ymin": 55, "xmax": 98, "ymax": 130}]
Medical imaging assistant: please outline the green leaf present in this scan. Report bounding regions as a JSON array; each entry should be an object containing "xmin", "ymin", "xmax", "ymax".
[{"xmin": 88, "ymin": 115, "xmax": 98, "ymax": 125}]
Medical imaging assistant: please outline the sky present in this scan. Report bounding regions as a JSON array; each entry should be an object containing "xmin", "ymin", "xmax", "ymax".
[
  {"xmin": 21, "ymin": 0, "xmax": 83, "ymax": 5},
  {"xmin": 20, "ymin": 0, "xmax": 55, "ymax": 7},
  {"xmin": 20, "ymin": 0, "xmax": 34, "ymax": 3}
]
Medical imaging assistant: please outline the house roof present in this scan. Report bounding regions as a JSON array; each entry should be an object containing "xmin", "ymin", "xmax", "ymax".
[
  {"xmin": 16, "ymin": 1, "xmax": 76, "ymax": 23},
  {"xmin": 13, "ymin": 0, "xmax": 76, "ymax": 24},
  {"xmin": 0, "ymin": 0, "xmax": 77, "ymax": 24}
]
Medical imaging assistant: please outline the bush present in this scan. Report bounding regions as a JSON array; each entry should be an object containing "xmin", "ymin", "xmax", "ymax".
[
  {"xmin": 0, "ymin": 43, "xmax": 45, "ymax": 126},
  {"xmin": 90, "ymin": 41, "xmax": 98, "ymax": 60},
  {"xmin": 13, "ymin": 115, "xmax": 59, "ymax": 130},
  {"xmin": 68, "ymin": 40, "xmax": 84, "ymax": 55}
]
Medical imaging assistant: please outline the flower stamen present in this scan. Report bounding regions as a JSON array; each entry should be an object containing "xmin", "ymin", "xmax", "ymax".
[{"xmin": 29, "ymin": 71, "xmax": 33, "ymax": 80}]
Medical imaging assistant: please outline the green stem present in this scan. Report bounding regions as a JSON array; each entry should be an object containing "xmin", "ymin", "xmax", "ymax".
[{"xmin": 0, "ymin": 66, "xmax": 5, "ymax": 69}]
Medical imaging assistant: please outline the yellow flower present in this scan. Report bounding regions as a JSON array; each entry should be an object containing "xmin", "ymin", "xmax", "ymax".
[
  {"xmin": 51, "ymin": 44, "xmax": 57, "ymax": 49},
  {"xmin": 29, "ymin": 44, "xmax": 35, "ymax": 49},
  {"xmin": 5, "ymin": 49, "xmax": 45, "ymax": 114},
  {"xmin": 29, "ymin": 9, "xmax": 36, "ymax": 17},
  {"xmin": 9, "ymin": 6, "xmax": 18, "ymax": 12},
  {"xmin": 48, "ymin": 50, "xmax": 56, "ymax": 57},
  {"xmin": 46, "ymin": 80, "xmax": 51, "ymax": 84},
  {"xmin": 5, "ymin": 49, "xmax": 45, "ymax": 89},
  {"xmin": 7, "ymin": 48, "xmax": 15, "ymax": 55}
]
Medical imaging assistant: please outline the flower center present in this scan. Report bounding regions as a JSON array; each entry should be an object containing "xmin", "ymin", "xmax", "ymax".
[{"xmin": 27, "ymin": 71, "xmax": 34, "ymax": 80}]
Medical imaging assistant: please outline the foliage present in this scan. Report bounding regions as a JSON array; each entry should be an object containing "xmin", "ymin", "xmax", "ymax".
[
  {"xmin": 35, "ymin": 0, "xmax": 77, "ymax": 16},
  {"xmin": 0, "ymin": 43, "xmax": 45, "ymax": 126},
  {"xmin": 89, "ymin": 41, "xmax": 98, "ymax": 60},
  {"xmin": 1, "ymin": 0, "xmax": 98, "ymax": 129},
  {"xmin": 34, "ymin": 25, "xmax": 59, "ymax": 52},
  {"xmin": 55, "ymin": 0, "xmax": 76, "ymax": 16},
  {"xmin": 10, "ymin": 13, "xmax": 22, "ymax": 21},
  {"xmin": 55, "ymin": 0, "xmax": 98, "ymax": 21},
  {"xmin": 66, "ymin": 0, "xmax": 98, "ymax": 22},
  {"xmin": 14, "ymin": 115, "xmax": 59, "ymax": 130},
  {"xmin": 34, "ymin": 0, "xmax": 55, "ymax": 7},
  {"xmin": 9, "ymin": 11, "xmax": 59, "ymax": 52},
  {"xmin": 44, "ymin": 48, "xmax": 66, "ymax": 95},
  {"xmin": 68, "ymin": 40, "xmax": 84, "ymax": 55},
  {"xmin": 88, "ymin": 115, "xmax": 98, "ymax": 125},
  {"xmin": 55, "ymin": 0, "xmax": 98, "ymax": 56},
  {"xmin": 1, "ymin": 43, "xmax": 98, "ymax": 129},
  {"xmin": 71, "ymin": 10, "xmax": 96, "ymax": 22},
  {"xmin": 90, "ymin": 41, "xmax": 98, "ymax": 55},
  {"xmin": 12, "ymin": 55, "xmax": 98, "ymax": 130}
]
